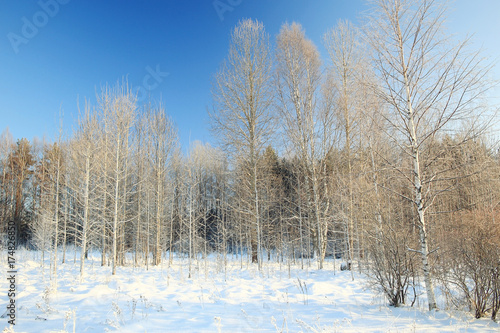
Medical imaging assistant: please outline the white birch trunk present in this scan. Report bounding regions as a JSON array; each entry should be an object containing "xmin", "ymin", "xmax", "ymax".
[{"xmin": 80, "ymin": 154, "xmax": 90, "ymax": 277}]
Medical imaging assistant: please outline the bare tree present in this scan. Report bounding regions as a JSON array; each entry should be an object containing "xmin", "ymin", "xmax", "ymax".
[
  {"xmin": 323, "ymin": 20, "xmax": 370, "ymax": 270},
  {"xmin": 32, "ymin": 142, "xmax": 53, "ymax": 268},
  {"xmin": 71, "ymin": 103, "xmax": 100, "ymax": 276},
  {"xmin": 365, "ymin": 0, "xmax": 495, "ymax": 310},
  {"xmin": 98, "ymin": 83, "xmax": 137, "ymax": 275},
  {"xmin": 145, "ymin": 103, "xmax": 177, "ymax": 266},
  {"xmin": 132, "ymin": 114, "xmax": 147, "ymax": 267},
  {"xmin": 30, "ymin": 211, "xmax": 54, "ymax": 268},
  {"xmin": 275, "ymin": 22, "xmax": 331, "ymax": 269},
  {"xmin": 210, "ymin": 19, "xmax": 274, "ymax": 268}
]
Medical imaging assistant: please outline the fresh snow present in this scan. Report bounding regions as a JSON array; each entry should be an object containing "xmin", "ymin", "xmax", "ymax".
[{"xmin": 1, "ymin": 249, "xmax": 499, "ymax": 332}]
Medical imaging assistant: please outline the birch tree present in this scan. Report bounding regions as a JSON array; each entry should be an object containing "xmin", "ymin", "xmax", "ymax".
[
  {"xmin": 41, "ymin": 136, "xmax": 67, "ymax": 276},
  {"xmin": 210, "ymin": 19, "xmax": 274, "ymax": 267},
  {"xmin": 145, "ymin": 103, "xmax": 177, "ymax": 266},
  {"xmin": 99, "ymin": 83, "xmax": 136, "ymax": 275},
  {"xmin": 323, "ymin": 20, "xmax": 368, "ymax": 269},
  {"xmin": 275, "ymin": 22, "xmax": 330, "ymax": 269},
  {"xmin": 71, "ymin": 104, "xmax": 100, "ymax": 276},
  {"xmin": 132, "ymin": 115, "xmax": 147, "ymax": 267},
  {"xmin": 365, "ymin": 0, "xmax": 495, "ymax": 310}
]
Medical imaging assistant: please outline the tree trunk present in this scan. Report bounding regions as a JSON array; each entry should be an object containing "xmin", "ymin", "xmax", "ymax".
[
  {"xmin": 112, "ymin": 134, "xmax": 121, "ymax": 276},
  {"xmin": 80, "ymin": 154, "xmax": 90, "ymax": 277}
]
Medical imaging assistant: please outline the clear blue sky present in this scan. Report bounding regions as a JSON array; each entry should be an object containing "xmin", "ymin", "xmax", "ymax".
[{"xmin": 1, "ymin": 0, "xmax": 499, "ymax": 150}]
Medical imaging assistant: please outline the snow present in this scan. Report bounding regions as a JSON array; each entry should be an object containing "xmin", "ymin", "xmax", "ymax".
[{"xmin": 1, "ymin": 249, "xmax": 499, "ymax": 332}]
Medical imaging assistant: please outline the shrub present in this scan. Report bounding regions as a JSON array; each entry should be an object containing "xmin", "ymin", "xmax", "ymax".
[
  {"xmin": 439, "ymin": 210, "xmax": 500, "ymax": 320},
  {"xmin": 366, "ymin": 222, "xmax": 419, "ymax": 307}
]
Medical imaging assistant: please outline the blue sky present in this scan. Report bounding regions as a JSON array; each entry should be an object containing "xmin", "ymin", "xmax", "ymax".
[{"xmin": 1, "ymin": 0, "xmax": 499, "ymax": 150}]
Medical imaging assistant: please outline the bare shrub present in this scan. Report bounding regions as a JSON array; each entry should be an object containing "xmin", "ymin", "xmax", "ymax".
[
  {"xmin": 439, "ymin": 210, "xmax": 500, "ymax": 319},
  {"xmin": 366, "ymin": 222, "xmax": 419, "ymax": 307}
]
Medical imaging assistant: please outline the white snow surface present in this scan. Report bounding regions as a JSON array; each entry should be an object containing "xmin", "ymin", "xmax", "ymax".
[{"xmin": 1, "ymin": 250, "xmax": 499, "ymax": 332}]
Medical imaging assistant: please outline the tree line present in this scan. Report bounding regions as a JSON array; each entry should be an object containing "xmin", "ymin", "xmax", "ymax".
[{"xmin": 1, "ymin": 0, "xmax": 499, "ymax": 319}]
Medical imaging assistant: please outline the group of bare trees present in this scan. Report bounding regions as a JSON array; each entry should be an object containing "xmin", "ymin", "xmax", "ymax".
[
  {"xmin": 0, "ymin": 0, "xmax": 499, "ymax": 319},
  {"xmin": 209, "ymin": 0, "xmax": 499, "ymax": 318}
]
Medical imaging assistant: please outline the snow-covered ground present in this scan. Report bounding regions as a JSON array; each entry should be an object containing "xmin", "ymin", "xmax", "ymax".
[{"xmin": 1, "ymin": 249, "xmax": 499, "ymax": 332}]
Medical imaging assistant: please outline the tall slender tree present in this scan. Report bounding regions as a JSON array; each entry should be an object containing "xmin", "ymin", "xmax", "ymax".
[
  {"xmin": 145, "ymin": 103, "xmax": 178, "ymax": 266},
  {"xmin": 323, "ymin": 19, "xmax": 369, "ymax": 270},
  {"xmin": 365, "ymin": 0, "xmax": 495, "ymax": 310},
  {"xmin": 275, "ymin": 22, "xmax": 331, "ymax": 268},
  {"xmin": 98, "ymin": 83, "xmax": 137, "ymax": 275},
  {"xmin": 71, "ymin": 104, "xmax": 100, "ymax": 276},
  {"xmin": 210, "ymin": 19, "xmax": 274, "ymax": 267}
]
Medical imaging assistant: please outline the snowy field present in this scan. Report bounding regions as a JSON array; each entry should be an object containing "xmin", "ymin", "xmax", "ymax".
[{"xmin": 1, "ymin": 249, "xmax": 499, "ymax": 332}]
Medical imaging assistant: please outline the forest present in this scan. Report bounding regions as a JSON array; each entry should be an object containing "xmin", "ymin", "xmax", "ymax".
[{"xmin": 1, "ymin": 0, "xmax": 500, "ymax": 322}]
